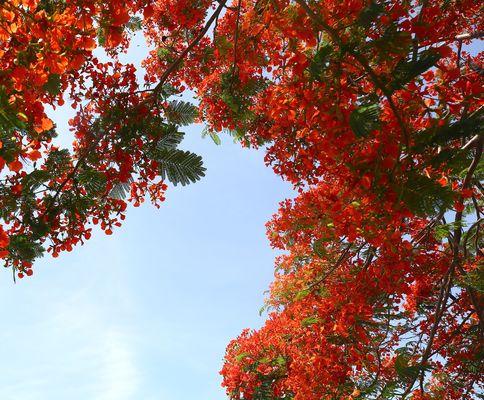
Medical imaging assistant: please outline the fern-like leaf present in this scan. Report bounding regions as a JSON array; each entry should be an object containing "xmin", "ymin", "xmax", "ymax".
[
  {"xmin": 0, "ymin": 86, "xmax": 27, "ymax": 132},
  {"xmin": 349, "ymin": 103, "xmax": 380, "ymax": 137},
  {"xmin": 125, "ymin": 16, "xmax": 142, "ymax": 32},
  {"xmin": 8, "ymin": 234, "xmax": 45, "ymax": 262},
  {"xmin": 358, "ymin": 1, "xmax": 384, "ymax": 28},
  {"xmin": 389, "ymin": 49, "xmax": 441, "ymax": 92},
  {"xmin": 201, "ymin": 126, "xmax": 222, "ymax": 145},
  {"xmin": 415, "ymin": 108, "xmax": 484, "ymax": 150},
  {"xmin": 109, "ymin": 176, "xmax": 134, "ymax": 200},
  {"xmin": 157, "ymin": 126, "xmax": 185, "ymax": 149},
  {"xmin": 397, "ymin": 171, "xmax": 454, "ymax": 215},
  {"xmin": 157, "ymin": 148, "xmax": 206, "ymax": 186},
  {"xmin": 78, "ymin": 169, "xmax": 107, "ymax": 196},
  {"xmin": 165, "ymin": 100, "xmax": 198, "ymax": 126},
  {"xmin": 308, "ymin": 44, "xmax": 332, "ymax": 81}
]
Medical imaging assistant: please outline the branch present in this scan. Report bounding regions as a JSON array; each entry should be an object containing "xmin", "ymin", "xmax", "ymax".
[
  {"xmin": 306, "ymin": 243, "xmax": 354, "ymax": 291},
  {"xmin": 462, "ymin": 134, "xmax": 481, "ymax": 150},
  {"xmin": 401, "ymin": 262, "xmax": 455, "ymax": 398},
  {"xmin": 429, "ymin": 312, "xmax": 473, "ymax": 358},
  {"xmin": 153, "ymin": 0, "xmax": 228, "ymax": 95},
  {"xmin": 456, "ymin": 31, "xmax": 484, "ymax": 41},
  {"xmin": 411, "ymin": 0, "xmax": 428, "ymax": 62},
  {"xmin": 401, "ymin": 137, "xmax": 483, "ymax": 398},
  {"xmin": 215, "ymin": 0, "xmax": 237, "ymax": 11}
]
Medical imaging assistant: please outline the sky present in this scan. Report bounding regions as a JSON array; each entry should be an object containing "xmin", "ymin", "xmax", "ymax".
[
  {"xmin": 0, "ymin": 124, "xmax": 293, "ymax": 400},
  {"xmin": 4, "ymin": 19, "xmax": 479, "ymax": 400},
  {"xmin": 0, "ymin": 33, "xmax": 294, "ymax": 399}
]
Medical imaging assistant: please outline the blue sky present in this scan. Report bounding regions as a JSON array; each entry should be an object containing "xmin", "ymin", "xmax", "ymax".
[
  {"xmin": 0, "ymin": 33, "xmax": 294, "ymax": 399},
  {"xmin": 0, "ymin": 125, "xmax": 293, "ymax": 400}
]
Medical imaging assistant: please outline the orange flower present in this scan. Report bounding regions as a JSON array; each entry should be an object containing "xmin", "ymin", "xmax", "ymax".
[{"xmin": 8, "ymin": 159, "xmax": 23, "ymax": 173}]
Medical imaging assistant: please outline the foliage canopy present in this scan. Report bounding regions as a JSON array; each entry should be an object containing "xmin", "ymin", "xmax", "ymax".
[{"xmin": 0, "ymin": 0, "xmax": 482, "ymax": 398}]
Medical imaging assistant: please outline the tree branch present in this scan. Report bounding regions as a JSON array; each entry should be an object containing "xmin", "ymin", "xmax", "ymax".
[{"xmin": 153, "ymin": 0, "xmax": 228, "ymax": 94}]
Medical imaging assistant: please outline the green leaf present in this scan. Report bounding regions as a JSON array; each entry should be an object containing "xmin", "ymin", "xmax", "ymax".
[
  {"xmin": 165, "ymin": 101, "xmax": 198, "ymax": 126},
  {"xmin": 415, "ymin": 108, "xmax": 484, "ymax": 150},
  {"xmin": 125, "ymin": 16, "xmax": 142, "ymax": 32},
  {"xmin": 157, "ymin": 84, "xmax": 179, "ymax": 99},
  {"xmin": 460, "ymin": 259, "xmax": 484, "ymax": 293},
  {"xmin": 301, "ymin": 316, "xmax": 320, "ymax": 327},
  {"xmin": 22, "ymin": 170, "xmax": 50, "ymax": 192},
  {"xmin": 371, "ymin": 24, "xmax": 412, "ymax": 58},
  {"xmin": 157, "ymin": 47, "xmax": 171, "ymax": 60},
  {"xmin": 397, "ymin": 170, "xmax": 454, "ymax": 215},
  {"xmin": 201, "ymin": 126, "xmax": 222, "ymax": 145},
  {"xmin": 312, "ymin": 239, "xmax": 327, "ymax": 258},
  {"xmin": 44, "ymin": 149, "xmax": 71, "ymax": 175},
  {"xmin": 253, "ymin": 380, "xmax": 274, "ymax": 400},
  {"xmin": 235, "ymin": 352, "xmax": 250, "ymax": 362},
  {"xmin": 8, "ymin": 234, "xmax": 44, "ymax": 262},
  {"xmin": 209, "ymin": 131, "xmax": 221, "ymax": 145},
  {"xmin": 308, "ymin": 44, "xmax": 332, "ymax": 81},
  {"xmin": 395, "ymin": 353, "xmax": 432, "ymax": 382},
  {"xmin": 215, "ymin": 35, "xmax": 232, "ymax": 57},
  {"xmin": 433, "ymin": 221, "xmax": 463, "ymax": 241},
  {"xmin": 156, "ymin": 148, "xmax": 206, "ymax": 186},
  {"xmin": 379, "ymin": 381, "xmax": 399, "ymax": 399},
  {"xmin": 157, "ymin": 126, "xmax": 184, "ymax": 150},
  {"xmin": 30, "ymin": 219, "xmax": 50, "ymax": 240},
  {"xmin": 349, "ymin": 104, "xmax": 380, "ymax": 137},
  {"xmin": 0, "ymin": 86, "xmax": 26, "ymax": 133},
  {"xmin": 295, "ymin": 288, "xmax": 310, "ymax": 301},
  {"xmin": 389, "ymin": 49, "xmax": 441, "ymax": 92},
  {"xmin": 78, "ymin": 169, "xmax": 107, "ymax": 196},
  {"xmin": 109, "ymin": 176, "xmax": 133, "ymax": 200},
  {"xmin": 43, "ymin": 74, "xmax": 62, "ymax": 96},
  {"xmin": 274, "ymin": 355, "xmax": 286, "ymax": 366}
]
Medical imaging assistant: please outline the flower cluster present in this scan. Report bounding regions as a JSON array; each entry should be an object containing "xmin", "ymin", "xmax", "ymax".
[{"xmin": 0, "ymin": 0, "xmax": 204, "ymax": 276}]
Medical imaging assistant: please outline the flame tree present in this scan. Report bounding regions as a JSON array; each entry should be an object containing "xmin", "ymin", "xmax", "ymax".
[{"xmin": 0, "ymin": 1, "xmax": 482, "ymax": 398}]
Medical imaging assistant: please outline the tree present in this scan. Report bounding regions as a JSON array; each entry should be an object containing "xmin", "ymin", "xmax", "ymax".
[
  {"xmin": 1, "ymin": 1, "xmax": 482, "ymax": 399},
  {"xmin": 0, "ymin": 0, "xmax": 213, "ymax": 276},
  {"xmin": 187, "ymin": 1, "xmax": 480, "ymax": 398}
]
